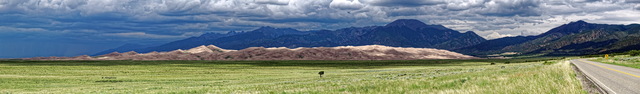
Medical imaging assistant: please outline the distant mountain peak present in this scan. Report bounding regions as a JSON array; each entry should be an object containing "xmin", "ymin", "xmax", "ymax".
[
  {"xmin": 538, "ymin": 20, "xmax": 597, "ymax": 36},
  {"xmin": 463, "ymin": 31, "xmax": 476, "ymax": 34},
  {"xmin": 257, "ymin": 26, "xmax": 276, "ymax": 30},
  {"xmin": 385, "ymin": 19, "xmax": 428, "ymax": 28},
  {"xmin": 462, "ymin": 31, "xmax": 480, "ymax": 35},
  {"xmin": 569, "ymin": 20, "xmax": 589, "ymax": 25},
  {"xmin": 384, "ymin": 19, "xmax": 450, "ymax": 31},
  {"xmin": 255, "ymin": 26, "xmax": 297, "ymax": 32},
  {"xmin": 227, "ymin": 31, "xmax": 239, "ymax": 34}
]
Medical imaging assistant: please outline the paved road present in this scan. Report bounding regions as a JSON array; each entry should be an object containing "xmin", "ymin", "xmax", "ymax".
[{"xmin": 571, "ymin": 59, "xmax": 640, "ymax": 94}]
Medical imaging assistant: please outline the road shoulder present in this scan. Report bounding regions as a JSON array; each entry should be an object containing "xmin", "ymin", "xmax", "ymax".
[{"xmin": 570, "ymin": 60, "xmax": 608, "ymax": 94}]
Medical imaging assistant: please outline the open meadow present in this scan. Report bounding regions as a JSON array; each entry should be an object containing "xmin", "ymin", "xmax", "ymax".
[
  {"xmin": 592, "ymin": 55, "xmax": 640, "ymax": 69},
  {"xmin": 0, "ymin": 59, "xmax": 585, "ymax": 93}
]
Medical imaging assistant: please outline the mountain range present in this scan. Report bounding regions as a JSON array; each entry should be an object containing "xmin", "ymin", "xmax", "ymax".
[
  {"xmin": 455, "ymin": 20, "xmax": 640, "ymax": 56},
  {"xmin": 96, "ymin": 19, "xmax": 640, "ymax": 57},
  {"xmin": 95, "ymin": 19, "xmax": 486, "ymax": 55}
]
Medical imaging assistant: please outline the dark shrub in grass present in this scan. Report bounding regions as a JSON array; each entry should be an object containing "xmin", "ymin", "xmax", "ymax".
[
  {"xmin": 543, "ymin": 61, "xmax": 556, "ymax": 65},
  {"xmin": 628, "ymin": 50, "xmax": 640, "ymax": 56}
]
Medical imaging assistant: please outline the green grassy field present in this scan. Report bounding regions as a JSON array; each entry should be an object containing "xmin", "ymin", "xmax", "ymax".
[
  {"xmin": 0, "ymin": 59, "xmax": 585, "ymax": 93},
  {"xmin": 592, "ymin": 55, "xmax": 640, "ymax": 69}
]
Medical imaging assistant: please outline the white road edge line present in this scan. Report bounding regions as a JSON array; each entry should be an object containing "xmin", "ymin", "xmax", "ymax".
[{"xmin": 572, "ymin": 59, "xmax": 618, "ymax": 94}]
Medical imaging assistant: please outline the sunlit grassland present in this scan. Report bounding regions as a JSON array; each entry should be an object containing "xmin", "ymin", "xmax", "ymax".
[
  {"xmin": 592, "ymin": 55, "xmax": 640, "ymax": 69},
  {"xmin": 0, "ymin": 59, "xmax": 584, "ymax": 93}
]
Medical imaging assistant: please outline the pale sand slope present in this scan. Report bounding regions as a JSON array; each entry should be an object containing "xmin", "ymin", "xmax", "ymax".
[{"xmin": 30, "ymin": 45, "xmax": 477, "ymax": 60}]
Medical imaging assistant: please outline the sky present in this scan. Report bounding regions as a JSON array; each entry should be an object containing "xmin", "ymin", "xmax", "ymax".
[{"xmin": 1, "ymin": 0, "xmax": 640, "ymax": 58}]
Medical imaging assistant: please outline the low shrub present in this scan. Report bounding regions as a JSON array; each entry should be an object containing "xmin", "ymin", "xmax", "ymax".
[
  {"xmin": 543, "ymin": 61, "xmax": 557, "ymax": 65},
  {"xmin": 628, "ymin": 50, "xmax": 640, "ymax": 56}
]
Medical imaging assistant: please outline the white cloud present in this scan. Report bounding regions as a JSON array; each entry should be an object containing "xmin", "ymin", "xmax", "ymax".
[
  {"xmin": 444, "ymin": 0, "xmax": 487, "ymax": 11},
  {"xmin": 0, "ymin": 26, "xmax": 49, "ymax": 33},
  {"xmin": 330, "ymin": 0, "xmax": 366, "ymax": 10},
  {"xmin": 587, "ymin": 9, "xmax": 640, "ymax": 24},
  {"xmin": 484, "ymin": 32, "xmax": 516, "ymax": 39}
]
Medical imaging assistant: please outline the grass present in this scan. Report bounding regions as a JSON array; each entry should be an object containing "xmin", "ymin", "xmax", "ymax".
[
  {"xmin": 0, "ymin": 58, "xmax": 585, "ymax": 93},
  {"xmin": 591, "ymin": 55, "xmax": 640, "ymax": 69}
]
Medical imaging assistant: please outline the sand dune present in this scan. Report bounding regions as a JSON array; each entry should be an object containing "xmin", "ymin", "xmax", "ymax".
[{"xmin": 29, "ymin": 45, "xmax": 477, "ymax": 60}]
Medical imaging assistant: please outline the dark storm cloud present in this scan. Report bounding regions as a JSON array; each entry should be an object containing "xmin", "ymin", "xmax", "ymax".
[
  {"xmin": 626, "ymin": 0, "xmax": 640, "ymax": 3},
  {"xmin": 0, "ymin": 0, "xmax": 639, "ymax": 58},
  {"xmin": 384, "ymin": 7, "xmax": 431, "ymax": 16},
  {"xmin": 473, "ymin": 0, "xmax": 542, "ymax": 17},
  {"xmin": 360, "ymin": 0, "xmax": 445, "ymax": 7},
  {"xmin": 0, "ymin": 0, "xmax": 637, "ymax": 39},
  {"xmin": 255, "ymin": 0, "xmax": 290, "ymax": 5},
  {"xmin": 248, "ymin": 17, "xmax": 355, "ymax": 23}
]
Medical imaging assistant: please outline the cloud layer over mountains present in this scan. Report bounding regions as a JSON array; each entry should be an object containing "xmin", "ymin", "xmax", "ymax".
[{"xmin": 1, "ymin": 0, "xmax": 639, "ymax": 58}]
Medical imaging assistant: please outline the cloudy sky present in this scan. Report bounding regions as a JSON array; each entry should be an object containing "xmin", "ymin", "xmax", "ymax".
[{"xmin": 1, "ymin": 0, "xmax": 640, "ymax": 58}]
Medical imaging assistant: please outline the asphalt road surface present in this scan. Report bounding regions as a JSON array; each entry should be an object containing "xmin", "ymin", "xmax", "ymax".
[{"xmin": 571, "ymin": 59, "xmax": 640, "ymax": 94}]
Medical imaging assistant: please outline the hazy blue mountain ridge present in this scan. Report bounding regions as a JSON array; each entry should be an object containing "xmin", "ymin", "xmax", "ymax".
[{"xmin": 96, "ymin": 19, "xmax": 487, "ymax": 55}]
